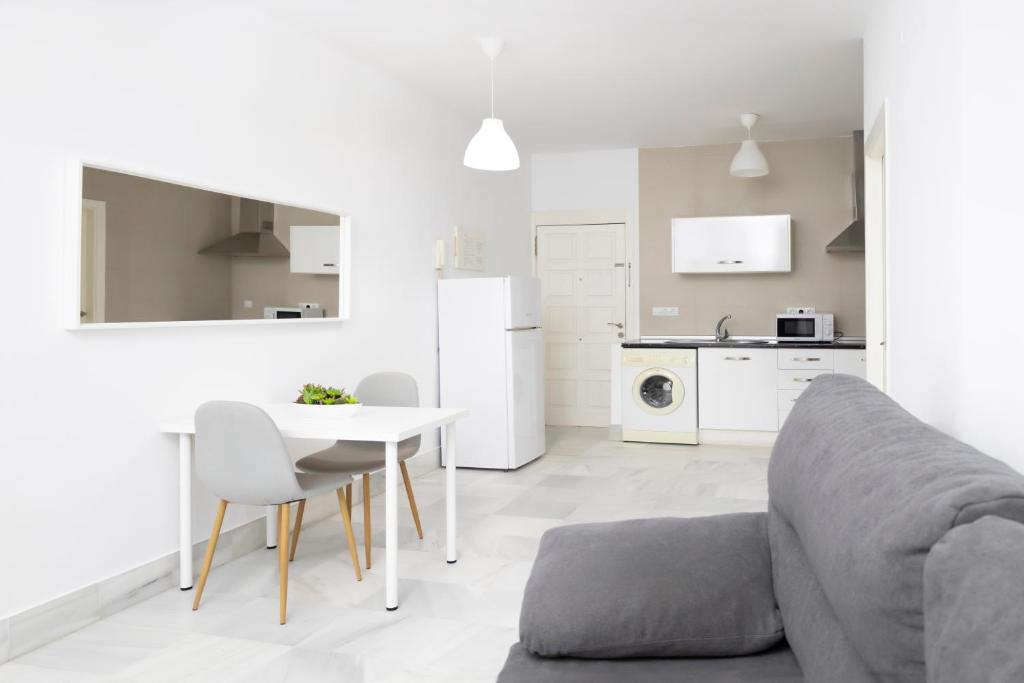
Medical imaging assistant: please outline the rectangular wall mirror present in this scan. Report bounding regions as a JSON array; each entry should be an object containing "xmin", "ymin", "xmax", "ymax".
[{"xmin": 65, "ymin": 162, "xmax": 350, "ymax": 329}]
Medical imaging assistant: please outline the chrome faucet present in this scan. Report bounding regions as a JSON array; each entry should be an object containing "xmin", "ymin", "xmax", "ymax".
[{"xmin": 715, "ymin": 314, "xmax": 732, "ymax": 342}]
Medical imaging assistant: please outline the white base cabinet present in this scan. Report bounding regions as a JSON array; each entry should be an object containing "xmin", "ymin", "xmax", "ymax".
[
  {"xmin": 697, "ymin": 348, "xmax": 778, "ymax": 431},
  {"xmin": 835, "ymin": 349, "xmax": 867, "ymax": 379},
  {"xmin": 698, "ymin": 346, "xmax": 868, "ymax": 436}
]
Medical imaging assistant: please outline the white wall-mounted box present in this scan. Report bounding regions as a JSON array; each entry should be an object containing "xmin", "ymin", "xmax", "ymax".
[
  {"xmin": 671, "ymin": 215, "xmax": 791, "ymax": 273},
  {"xmin": 290, "ymin": 225, "xmax": 341, "ymax": 274}
]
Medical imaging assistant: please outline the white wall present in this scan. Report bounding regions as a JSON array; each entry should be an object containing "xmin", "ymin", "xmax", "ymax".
[
  {"xmin": 0, "ymin": 2, "xmax": 530, "ymax": 618},
  {"xmin": 864, "ymin": 0, "xmax": 1024, "ymax": 470},
  {"xmin": 531, "ymin": 148, "xmax": 639, "ymax": 212},
  {"xmin": 531, "ymin": 149, "xmax": 639, "ymax": 427}
]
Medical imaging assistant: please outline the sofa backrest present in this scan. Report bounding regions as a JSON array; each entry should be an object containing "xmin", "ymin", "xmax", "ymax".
[{"xmin": 768, "ymin": 374, "xmax": 1024, "ymax": 682}]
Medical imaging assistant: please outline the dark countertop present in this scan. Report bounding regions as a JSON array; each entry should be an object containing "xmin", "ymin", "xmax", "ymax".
[{"xmin": 622, "ymin": 338, "xmax": 866, "ymax": 350}]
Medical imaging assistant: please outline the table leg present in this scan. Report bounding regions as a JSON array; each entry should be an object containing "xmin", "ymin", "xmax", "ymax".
[
  {"xmin": 266, "ymin": 507, "xmax": 279, "ymax": 549},
  {"xmin": 385, "ymin": 440, "xmax": 398, "ymax": 610},
  {"xmin": 445, "ymin": 422, "xmax": 457, "ymax": 564},
  {"xmin": 178, "ymin": 434, "xmax": 193, "ymax": 590}
]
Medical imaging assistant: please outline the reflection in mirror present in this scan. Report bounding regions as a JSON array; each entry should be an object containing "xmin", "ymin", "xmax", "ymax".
[{"xmin": 79, "ymin": 166, "xmax": 341, "ymax": 325}]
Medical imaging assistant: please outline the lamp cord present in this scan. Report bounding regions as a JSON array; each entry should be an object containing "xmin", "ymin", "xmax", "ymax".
[{"xmin": 489, "ymin": 57, "xmax": 495, "ymax": 118}]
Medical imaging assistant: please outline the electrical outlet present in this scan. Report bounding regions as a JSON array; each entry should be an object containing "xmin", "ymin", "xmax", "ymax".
[
  {"xmin": 652, "ymin": 306, "xmax": 679, "ymax": 317},
  {"xmin": 298, "ymin": 302, "xmax": 320, "ymax": 309},
  {"xmin": 242, "ymin": 299, "xmax": 253, "ymax": 309}
]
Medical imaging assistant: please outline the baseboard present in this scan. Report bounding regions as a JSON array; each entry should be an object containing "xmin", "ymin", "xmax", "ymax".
[
  {"xmin": 0, "ymin": 446, "xmax": 440, "ymax": 664},
  {"xmin": 608, "ymin": 424, "xmax": 622, "ymax": 441},
  {"xmin": 698, "ymin": 429, "xmax": 778, "ymax": 447}
]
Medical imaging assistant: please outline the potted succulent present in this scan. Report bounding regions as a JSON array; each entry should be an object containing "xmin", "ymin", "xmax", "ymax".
[{"xmin": 291, "ymin": 383, "xmax": 362, "ymax": 416}]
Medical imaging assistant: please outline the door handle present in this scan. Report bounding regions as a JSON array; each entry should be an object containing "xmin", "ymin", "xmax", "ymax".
[{"xmin": 607, "ymin": 322, "xmax": 624, "ymax": 329}]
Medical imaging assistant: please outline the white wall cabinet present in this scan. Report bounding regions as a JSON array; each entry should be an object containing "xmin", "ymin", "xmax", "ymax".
[
  {"xmin": 835, "ymin": 348, "xmax": 867, "ymax": 379},
  {"xmin": 290, "ymin": 225, "xmax": 340, "ymax": 274},
  {"xmin": 671, "ymin": 215, "xmax": 791, "ymax": 273},
  {"xmin": 698, "ymin": 348, "xmax": 778, "ymax": 431}
]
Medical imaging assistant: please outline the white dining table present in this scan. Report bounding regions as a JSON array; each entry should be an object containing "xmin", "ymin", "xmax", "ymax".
[{"xmin": 160, "ymin": 404, "xmax": 468, "ymax": 610}]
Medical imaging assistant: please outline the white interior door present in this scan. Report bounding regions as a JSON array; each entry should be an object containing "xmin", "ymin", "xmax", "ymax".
[{"xmin": 538, "ymin": 224, "xmax": 626, "ymax": 427}]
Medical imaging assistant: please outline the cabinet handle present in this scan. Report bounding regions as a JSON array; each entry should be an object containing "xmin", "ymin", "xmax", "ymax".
[
  {"xmin": 724, "ymin": 356, "xmax": 751, "ymax": 361},
  {"xmin": 323, "ymin": 263, "xmax": 336, "ymax": 267},
  {"xmin": 793, "ymin": 377, "xmax": 814, "ymax": 383},
  {"xmin": 717, "ymin": 259, "xmax": 744, "ymax": 265},
  {"xmin": 793, "ymin": 357, "xmax": 822, "ymax": 362}
]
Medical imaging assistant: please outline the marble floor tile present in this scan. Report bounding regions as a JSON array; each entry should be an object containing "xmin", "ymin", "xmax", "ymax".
[{"xmin": 6, "ymin": 427, "xmax": 771, "ymax": 682}]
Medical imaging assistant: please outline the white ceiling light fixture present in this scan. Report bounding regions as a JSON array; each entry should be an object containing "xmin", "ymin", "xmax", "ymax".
[
  {"xmin": 463, "ymin": 37, "xmax": 520, "ymax": 172},
  {"xmin": 730, "ymin": 113, "xmax": 769, "ymax": 178}
]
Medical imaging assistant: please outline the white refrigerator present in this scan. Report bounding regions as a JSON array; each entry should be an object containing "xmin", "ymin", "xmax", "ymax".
[{"xmin": 438, "ymin": 276, "xmax": 546, "ymax": 470}]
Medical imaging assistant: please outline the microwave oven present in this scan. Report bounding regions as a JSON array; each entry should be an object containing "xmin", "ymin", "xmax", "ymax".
[
  {"xmin": 264, "ymin": 306, "xmax": 326, "ymax": 320},
  {"xmin": 776, "ymin": 313, "xmax": 834, "ymax": 342}
]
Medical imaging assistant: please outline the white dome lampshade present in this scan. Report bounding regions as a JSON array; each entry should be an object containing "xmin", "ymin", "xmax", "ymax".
[
  {"xmin": 464, "ymin": 118, "xmax": 520, "ymax": 171},
  {"xmin": 464, "ymin": 37, "xmax": 520, "ymax": 171},
  {"xmin": 730, "ymin": 113, "xmax": 769, "ymax": 178}
]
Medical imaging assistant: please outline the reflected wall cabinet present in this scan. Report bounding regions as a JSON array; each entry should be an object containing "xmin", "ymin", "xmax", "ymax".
[
  {"xmin": 290, "ymin": 225, "xmax": 341, "ymax": 274},
  {"xmin": 671, "ymin": 215, "xmax": 791, "ymax": 273}
]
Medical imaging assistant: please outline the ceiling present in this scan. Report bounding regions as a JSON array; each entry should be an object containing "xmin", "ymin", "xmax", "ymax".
[{"xmin": 275, "ymin": 0, "xmax": 866, "ymax": 152}]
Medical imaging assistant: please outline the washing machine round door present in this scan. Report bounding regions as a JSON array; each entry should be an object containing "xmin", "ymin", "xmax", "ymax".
[{"xmin": 632, "ymin": 367, "xmax": 684, "ymax": 415}]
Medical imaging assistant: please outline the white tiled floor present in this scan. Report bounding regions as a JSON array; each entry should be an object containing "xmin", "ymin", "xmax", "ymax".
[{"xmin": 1, "ymin": 427, "xmax": 771, "ymax": 682}]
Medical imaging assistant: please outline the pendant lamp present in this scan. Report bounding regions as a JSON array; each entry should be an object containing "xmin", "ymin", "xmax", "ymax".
[
  {"xmin": 464, "ymin": 37, "xmax": 520, "ymax": 171},
  {"xmin": 730, "ymin": 113, "xmax": 769, "ymax": 178}
]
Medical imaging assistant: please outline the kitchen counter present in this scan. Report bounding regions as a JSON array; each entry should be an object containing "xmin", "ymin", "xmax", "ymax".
[{"xmin": 622, "ymin": 337, "xmax": 867, "ymax": 350}]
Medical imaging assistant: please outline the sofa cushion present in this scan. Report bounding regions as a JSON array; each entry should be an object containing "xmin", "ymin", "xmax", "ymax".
[
  {"xmin": 497, "ymin": 642, "xmax": 803, "ymax": 683},
  {"xmin": 769, "ymin": 374, "xmax": 1024, "ymax": 681},
  {"xmin": 518, "ymin": 514, "xmax": 784, "ymax": 659},
  {"xmin": 924, "ymin": 516, "xmax": 1024, "ymax": 683},
  {"xmin": 769, "ymin": 510, "xmax": 874, "ymax": 683}
]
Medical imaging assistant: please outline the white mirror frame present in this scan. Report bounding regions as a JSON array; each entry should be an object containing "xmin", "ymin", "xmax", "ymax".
[{"xmin": 63, "ymin": 159, "xmax": 351, "ymax": 330}]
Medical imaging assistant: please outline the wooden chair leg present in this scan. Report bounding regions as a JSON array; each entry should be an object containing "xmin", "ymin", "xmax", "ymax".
[
  {"xmin": 336, "ymin": 488, "xmax": 363, "ymax": 581},
  {"xmin": 192, "ymin": 500, "xmax": 228, "ymax": 611},
  {"xmin": 345, "ymin": 482, "xmax": 352, "ymax": 516},
  {"xmin": 363, "ymin": 474, "xmax": 372, "ymax": 569},
  {"xmin": 288, "ymin": 500, "xmax": 305, "ymax": 562},
  {"xmin": 278, "ymin": 504, "xmax": 289, "ymax": 625},
  {"xmin": 400, "ymin": 461, "xmax": 424, "ymax": 540}
]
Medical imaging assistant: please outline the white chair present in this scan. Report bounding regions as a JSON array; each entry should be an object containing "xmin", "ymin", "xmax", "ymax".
[
  {"xmin": 293, "ymin": 372, "xmax": 424, "ymax": 569},
  {"xmin": 191, "ymin": 401, "xmax": 368, "ymax": 625}
]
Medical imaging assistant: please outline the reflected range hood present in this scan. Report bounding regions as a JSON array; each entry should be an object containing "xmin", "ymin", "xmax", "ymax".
[
  {"xmin": 827, "ymin": 130, "xmax": 865, "ymax": 253},
  {"xmin": 199, "ymin": 198, "xmax": 289, "ymax": 257}
]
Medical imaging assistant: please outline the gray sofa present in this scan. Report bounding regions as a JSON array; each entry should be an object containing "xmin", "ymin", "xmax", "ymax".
[{"xmin": 498, "ymin": 375, "xmax": 1024, "ymax": 682}]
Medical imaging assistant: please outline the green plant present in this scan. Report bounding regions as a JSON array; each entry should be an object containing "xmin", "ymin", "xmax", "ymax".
[{"xmin": 296, "ymin": 383, "xmax": 359, "ymax": 406}]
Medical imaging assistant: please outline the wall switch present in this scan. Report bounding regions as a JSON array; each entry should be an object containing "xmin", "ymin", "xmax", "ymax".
[
  {"xmin": 243, "ymin": 299, "xmax": 253, "ymax": 309},
  {"xmin": 652, "ymin": 306, "xmax": 679, "ymax": 316}
]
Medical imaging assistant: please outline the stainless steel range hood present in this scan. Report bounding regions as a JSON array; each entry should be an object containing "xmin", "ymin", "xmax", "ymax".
[
  {"xmin": 199, "ymin": 198, "xmax": 289, "ymax": 257},
  {"xmin": 827, "ymin": 130, "xmax": 865, "ymax": 253}
]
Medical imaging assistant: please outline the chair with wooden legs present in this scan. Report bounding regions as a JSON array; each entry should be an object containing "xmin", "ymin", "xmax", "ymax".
[
  {"xmin": 293, "ymin": 372, "xmax": 424, "ymax": 569},
  {"xmin": 190, "ymin": 401, "xmax": 371, "ymax": 625}
]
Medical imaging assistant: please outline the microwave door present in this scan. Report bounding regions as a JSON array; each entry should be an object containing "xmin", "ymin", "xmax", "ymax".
[{"xmin": 778, "ymin": 317, "xmax": 816, "ymax": 339}]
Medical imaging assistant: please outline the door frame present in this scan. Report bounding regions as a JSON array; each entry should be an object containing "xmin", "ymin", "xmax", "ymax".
[
  {"xmin": 865, "ymin": 101, "xmax": 890, "ymax": 391},
  {"xmin": 531, "ymin": 209, "xmax": 637, "ymax": 340},
  {"xmin": 81, "ymin": 198, "xmax": 107, "ymax": 324}
]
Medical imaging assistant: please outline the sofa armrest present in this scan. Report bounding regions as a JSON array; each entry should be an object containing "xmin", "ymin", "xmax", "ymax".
[{"xmin": 519, "ymin": 513, "xmax": 783, "ymax": 659}]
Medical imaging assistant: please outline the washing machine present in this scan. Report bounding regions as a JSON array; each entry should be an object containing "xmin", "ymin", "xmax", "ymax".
[{"xmin": 621, "ymin": 348, "xmax": 698, "ymax": 444}]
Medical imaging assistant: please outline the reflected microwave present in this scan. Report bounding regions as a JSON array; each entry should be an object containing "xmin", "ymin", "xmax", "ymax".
[
  {"xmin": 264, "ymin": 305, "xmax": 326, "ymax": 320},
  {"xmin": 776, "ymin": 313, "xmax": 834, "ymax": 342}
]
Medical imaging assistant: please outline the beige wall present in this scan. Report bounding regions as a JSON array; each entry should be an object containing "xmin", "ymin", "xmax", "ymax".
[
  {"xmin": 229, "ymin": 205, "xmax": 340, "ymax": 319},
  {"xmin": 83, "ymin": 168, "xmax": 233, "ymax": 322},
  {"xmin": 639, "ymin": 137, "xmax": 865, "ymax": 336}
]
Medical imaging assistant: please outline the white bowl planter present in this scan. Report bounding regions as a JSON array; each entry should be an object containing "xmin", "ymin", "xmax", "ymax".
[{"xmin": 286, "ymin": 402, "xmax": 362, "ymax": 418}]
